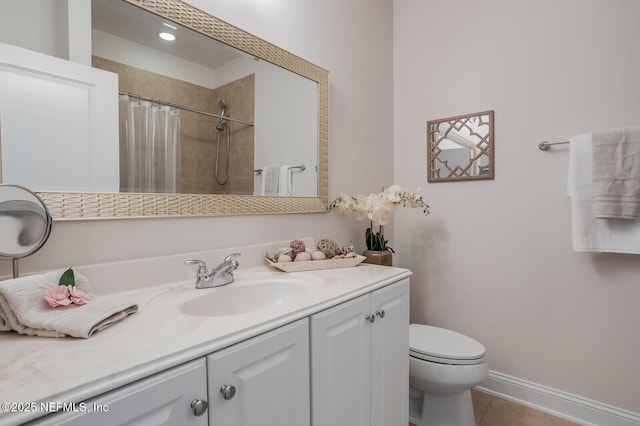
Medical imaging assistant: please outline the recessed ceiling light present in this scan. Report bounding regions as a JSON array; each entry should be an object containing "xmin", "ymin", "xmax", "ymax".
[
  {"xmin": 159, "ymin": 32, "xmax": 176, "ymax": 41},
  {"xmin": 163, "ymin": 22, "xmax": 178, "ymax": 30}
]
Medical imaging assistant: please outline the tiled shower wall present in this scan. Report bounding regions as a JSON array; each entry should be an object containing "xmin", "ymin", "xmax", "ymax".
[
  {"xmin": 92, "ymin": 56, "xmax": 255, "ymax": 194},
  {"xmin": 211, "ymin": 74, "xmax": 255, "ymax": 195}
]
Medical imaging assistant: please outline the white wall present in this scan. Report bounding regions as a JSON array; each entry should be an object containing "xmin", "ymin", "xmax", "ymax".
[
  {"xmin": 394, "ymin": 0, "xmax": 640, "ymax": 414},
  {"xmin": 216, "ymin": 56, "xmax": 318, "ymax": 197},
  {"xmin": 0, "ymin": 0, "xmax": 59, "ymax": 57},
  {"xmin": 0, "ymin": 0, "xmax": 394, "ymax": 284}
]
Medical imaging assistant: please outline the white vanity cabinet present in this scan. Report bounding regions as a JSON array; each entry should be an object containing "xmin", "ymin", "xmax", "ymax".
[
  {"xmin": 310, "ymin": 278, "xmax": 409, "ymax": 426},
  {"xmin": 15, "ymin": 274, "xmax": 411, "ymax": 426},
  {"xmin": 28, "ymin": 358, "xmax": 208, "ymax": 426},
  {"xmin": 28, "ymin": 319, "xmax": 309, "ymax": 426},
  {"xmin": 206, "ymin": 318, "xmax": 310, "ymax": 426}
]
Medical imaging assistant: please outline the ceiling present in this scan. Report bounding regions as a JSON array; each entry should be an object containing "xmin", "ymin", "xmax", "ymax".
[{"xmin": 91, "ymin": 0, "xmax": 243, "ymax": 70}]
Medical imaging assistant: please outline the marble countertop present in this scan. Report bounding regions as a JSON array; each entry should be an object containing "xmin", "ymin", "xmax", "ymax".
[{"xmin": 0, "ymin": 255, "xmax": 411, "ymax": 426}]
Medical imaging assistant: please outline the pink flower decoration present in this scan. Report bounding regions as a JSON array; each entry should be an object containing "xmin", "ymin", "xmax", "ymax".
[
  {"xmin": 69, "ymin": 287, "xmax": 92, "ymax": 305},
  {"xmin": 44, "ymin": 285, "xmax": 92, "ymax": 308},
  {"xmin": 44, "ymin": 286, "xmax": 73, "ymax": 308}
]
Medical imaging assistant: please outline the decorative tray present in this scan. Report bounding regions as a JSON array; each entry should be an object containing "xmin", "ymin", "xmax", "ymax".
[{"xmin": 264, "ymin": 254, "xmax": 366, "ymax": 273}]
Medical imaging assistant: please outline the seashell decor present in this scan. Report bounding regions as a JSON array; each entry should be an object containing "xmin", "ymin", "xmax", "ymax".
[{"xmin": 267, "ymin": 238, "xmax": 354, "ymax": 263}]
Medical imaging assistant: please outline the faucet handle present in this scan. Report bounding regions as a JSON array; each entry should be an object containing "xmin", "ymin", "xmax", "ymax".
[
  {"xmin": 224, "ymin": 253, "xmax": 241, "ymax": 268},
  {"xmin": 185, "ymin": 259, "xmax": 209, "ymax": 277}
]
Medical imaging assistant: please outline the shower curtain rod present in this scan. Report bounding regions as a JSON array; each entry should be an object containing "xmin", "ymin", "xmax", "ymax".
[{"xmin": 119, "ymin": 91, "xmax": 254, "ymax": 127}]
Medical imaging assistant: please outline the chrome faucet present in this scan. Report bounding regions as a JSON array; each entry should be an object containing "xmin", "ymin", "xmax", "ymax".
[{"xmin": 184, "ymin": 253, "xmax": 241, "ymax": 289}]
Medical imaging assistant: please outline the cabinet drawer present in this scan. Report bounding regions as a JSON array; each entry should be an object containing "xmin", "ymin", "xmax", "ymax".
[{"xmin": 27, "ymin": 359, "xmax": 208, "ymax": 426}]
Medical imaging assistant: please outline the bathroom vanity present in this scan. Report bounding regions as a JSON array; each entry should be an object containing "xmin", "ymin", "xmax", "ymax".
[{"xmin": 0, "ymin": 243, "xmax": 410, "ymax": 426}]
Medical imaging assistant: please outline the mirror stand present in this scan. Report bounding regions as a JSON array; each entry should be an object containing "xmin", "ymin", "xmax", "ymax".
[{"xmin": 12, "ymin": 258, "xmax": 18, "ymax": 279}]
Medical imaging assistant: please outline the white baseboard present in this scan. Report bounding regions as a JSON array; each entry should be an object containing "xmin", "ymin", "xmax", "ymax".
[{"xmin": 477, "ymin": 371, "xmax": 640, "ymax": 426}]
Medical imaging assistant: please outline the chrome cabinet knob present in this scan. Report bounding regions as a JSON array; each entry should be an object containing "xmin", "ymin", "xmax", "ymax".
[
  {"xmin": 376, "ymin": 309, "xmax": 385, "ymax": 319},
  {"xmin": 190, "ymin": 399, "xmax": 208, "ymax": 416},
  {"xmin": 365, "ymin": 314, "xmax": 376, "ymax": 323},
  {"xmin": 220, "ymin": 384, "xmax": 236, "ymax": 400}
]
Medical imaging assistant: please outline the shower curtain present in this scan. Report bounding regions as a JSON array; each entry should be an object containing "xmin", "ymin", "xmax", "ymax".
[{"xmin": 119, "ymin": 95, "xmax": 181, "ymax": 193}]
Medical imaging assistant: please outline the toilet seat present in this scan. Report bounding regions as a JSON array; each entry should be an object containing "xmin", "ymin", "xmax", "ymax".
[{"xmin": 410, "ymin": 324, "xmax": 485, "ymax": 366}]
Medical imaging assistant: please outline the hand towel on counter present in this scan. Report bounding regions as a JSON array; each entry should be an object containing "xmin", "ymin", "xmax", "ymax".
[
  {"xmin": 567, "ymin": 133, "xmax": 640, "ymax": 254},
  {"xmin": 0, "ymin": 270, "xmax": 138, "ymax": 338},
  {"xmin": 278, "ymin": 165, "xmax": 292, "ymax": 196},
  {"xmin": 592, "ymin": 125, "xmax": 640, "ymax": 219},
  {"xmin": 261, "ymin": 166, "xmax": 280, "ymax": 196}
]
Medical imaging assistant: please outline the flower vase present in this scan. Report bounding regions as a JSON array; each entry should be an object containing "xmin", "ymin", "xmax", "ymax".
[{"xmin": 363, "ymin": 249, "xmax": 392, "ymax": 266}]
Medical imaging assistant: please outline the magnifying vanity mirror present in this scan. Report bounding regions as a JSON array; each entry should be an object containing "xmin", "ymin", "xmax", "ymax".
[
  {"xmin": 427, "ymin": 111, "xmax": 494, "ymax": 182},
  {"xmin": 0, "ymin": 185, "xmax": 52, "ymax": 278},
  {"xmin": 0, "ymin": 0, "xmax": 328, "ymax": 219}
]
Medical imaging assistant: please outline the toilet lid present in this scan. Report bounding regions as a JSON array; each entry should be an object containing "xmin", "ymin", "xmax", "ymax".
[{"xmin": 409, "ymin": 324, "xmax": 485, "ymax": 365}]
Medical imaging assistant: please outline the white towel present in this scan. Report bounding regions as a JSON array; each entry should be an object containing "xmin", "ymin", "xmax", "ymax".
[
  {"xmin": 278, "ymin": 165, "xmax": 292, "ymax": 196},
  {"xmin": 0, "ymin": 270, "xmax": 138, "ymax": 338},
  {"xmin": 567, "ymin": 134, "xmax": 640, "ymax": 254},
  {"xmin": 261, "ymin": 166, "xmax": 280, "ymax": 196},
  {"xmin": 592, "ymin": 125, "xmax": 640, "ymax": 219}
]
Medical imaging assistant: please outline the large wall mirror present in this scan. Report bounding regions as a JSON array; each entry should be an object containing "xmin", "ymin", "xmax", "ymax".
[
  {"xmin": 4, "ymin": 0, "xmax": 328, "ymax": 219},
  {"xmin": 426, "ymin": 111, "xmax": 494, "ymax": 182}
]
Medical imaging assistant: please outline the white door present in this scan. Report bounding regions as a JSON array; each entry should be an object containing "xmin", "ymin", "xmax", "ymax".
[
  {"xmin": 311, "ymin": 294, "xmax": 372, "ymax": 426},
  {"xmin": 371, "ymin": 279, "xmax": 410, "ymax": 426},
  {"xmin": 207, "ymin": 318, "xmax": 310, "ymax": 426},
  {"xmin": 0, "ymin": 42, "xmax": 119, "ymax": 192},
  {"xmin": 30, "ymin": 358, "xmax": 208, "ymax": 426}
]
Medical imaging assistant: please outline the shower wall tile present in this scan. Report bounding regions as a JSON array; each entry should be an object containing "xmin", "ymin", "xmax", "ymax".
[
  {"xmin": 212, "ymin": 74, "xmax": 255, "ymax": 195},
  {"xmin": 92, "ymin": 56, "xmax": 254, "ymax": 195}
]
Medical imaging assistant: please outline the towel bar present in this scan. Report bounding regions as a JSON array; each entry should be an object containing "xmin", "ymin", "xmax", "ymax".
[
  {"xmin": 255, "ymin": 164, "xmax": 306, "ymax": 175},
  {"xmin": 539, "ymin": 140, "xmax": 569, "ymax": 151}
]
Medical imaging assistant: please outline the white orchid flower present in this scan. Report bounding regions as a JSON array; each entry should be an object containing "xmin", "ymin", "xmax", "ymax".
[{"xmin": 328, "ymin": 184, "xmax": 430, "ymax": 252}]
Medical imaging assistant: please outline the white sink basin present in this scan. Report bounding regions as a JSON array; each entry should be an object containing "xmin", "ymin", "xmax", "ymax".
[{"xmin": 180, "ymin": 276, "xmax": 319, "ymax": 317}]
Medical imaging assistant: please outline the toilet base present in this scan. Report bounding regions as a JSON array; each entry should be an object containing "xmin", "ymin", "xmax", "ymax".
[{"xmin": 410, "ymin": 387, "xmax": 476, "ymax": 426}]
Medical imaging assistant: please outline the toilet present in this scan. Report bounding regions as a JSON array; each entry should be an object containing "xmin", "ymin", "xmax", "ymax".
[{"xmin": 409, "ymin": 324, "xmax": 488, "ymax": 426}]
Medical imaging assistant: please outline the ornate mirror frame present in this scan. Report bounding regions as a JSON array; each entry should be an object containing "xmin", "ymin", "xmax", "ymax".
[
  {"xmin": 426, "ymin": 110, "xmax": 494, "ymax": 182},
  {"xmin": 37, "ymin": 0, "xmax": 329, "ymax": 220}
]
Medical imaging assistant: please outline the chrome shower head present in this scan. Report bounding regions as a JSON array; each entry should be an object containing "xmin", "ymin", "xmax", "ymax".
[{"xmin": 215, "ymin": 120, "xmax": 226, "ymax": 131}]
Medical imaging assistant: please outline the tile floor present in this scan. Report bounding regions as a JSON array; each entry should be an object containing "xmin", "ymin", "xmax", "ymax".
[{"xmin": 410, "ymin": 388, "xmax": 583, "ymax": 426}]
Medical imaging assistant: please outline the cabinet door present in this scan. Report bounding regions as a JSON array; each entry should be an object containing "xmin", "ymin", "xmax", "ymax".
[
  {"xmin": 29, "ymin": 359, "xmax": 208, "ymax": 426},
  {"xmin": 371, "ymin": 279, "xmax": 410, "ymax": 426},
  {"xmin": 311, "ymin": 294, "xmax": 372, "ymax": 426},
  {"xmin": 207, "ymin": 318, "xmax": 310, "ymax": 426}
]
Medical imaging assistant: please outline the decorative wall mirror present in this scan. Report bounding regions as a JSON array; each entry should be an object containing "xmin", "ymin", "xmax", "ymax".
[
  {"xmin": 1, "ymin": 0, "xmax": 328, "ymax": 219},
  {"xmin": 426, "ymin": 111, "xmax": 494, "ymax": 182}
]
